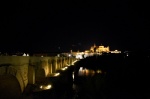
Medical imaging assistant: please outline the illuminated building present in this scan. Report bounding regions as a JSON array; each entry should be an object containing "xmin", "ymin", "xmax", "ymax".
[
  {"xmin": 90, "ymin": 44, "xmax": 109, "ymax": 53},
  {"xmin": 61, "ymin": 44, "xmax": 121, "ymax": 59},
  {"xmin": 110, "ymin": 50, "xmax": 121, "ymax": 53}
]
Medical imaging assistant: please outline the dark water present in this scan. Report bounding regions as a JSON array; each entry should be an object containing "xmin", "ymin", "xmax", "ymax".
[
  {"xmin": 72, "ymin": 54, "xmax": 150, "ymax": 99},
  {"xmin": 25, "ymin": 66, "xmax": 107, "ymax": 99},
  {"xmin": 73, "ymin": 68, "xmax": 107, "ymax": 99},
  {"xmin": 23, "ymin": 53, "xmax": 150, "ymax": 99},
  {"xmin": 27, "ymin": 66, "xmax": 74, "ymax": 99}
]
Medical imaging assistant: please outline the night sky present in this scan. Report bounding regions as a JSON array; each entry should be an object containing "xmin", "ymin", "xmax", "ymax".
[{"xmin": 0, "ymin": 1, "xmax": 150, "ymax": 53}]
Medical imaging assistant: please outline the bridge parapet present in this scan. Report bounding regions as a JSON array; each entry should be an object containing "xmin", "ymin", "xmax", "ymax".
[{"xmin": 0, "ymin": 56, "xmax": 76, "ymax": 93}]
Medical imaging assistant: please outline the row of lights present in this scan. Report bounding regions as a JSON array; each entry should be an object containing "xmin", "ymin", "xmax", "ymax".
[{"xmin": 39, "ymin": 59, "xmax": 78, "ymax": 90}]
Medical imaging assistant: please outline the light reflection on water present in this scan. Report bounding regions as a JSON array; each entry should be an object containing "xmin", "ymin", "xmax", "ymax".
[
  {"xmin": 78, "ymin": 67, "xmax": 104, "ymax": 76},
  {"xmin": 72, "ymin": 66, "xmax": 107, "ymax": 99}
]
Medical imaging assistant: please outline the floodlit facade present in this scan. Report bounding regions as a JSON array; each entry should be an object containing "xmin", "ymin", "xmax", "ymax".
[
  {"xmin": 90, "ymin": 44, "xmax": 109, "ymax": 53},
  {"xmin": 61, "ymin": 44, "xmax": 121, "ymax": 59},
  {"xmin": 110, "ymin": 50, "xmax": 121, "ymax": 53}
]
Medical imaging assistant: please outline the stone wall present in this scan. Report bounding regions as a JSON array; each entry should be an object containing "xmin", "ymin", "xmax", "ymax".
[{"xmin": 0, "ymin": 56, "xmax": 76, "ymax": 92}]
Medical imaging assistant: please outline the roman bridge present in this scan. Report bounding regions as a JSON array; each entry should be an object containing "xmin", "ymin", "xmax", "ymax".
[{"xmin": 0, "ymin": 56, "xmax": 77, "ymax": 94}]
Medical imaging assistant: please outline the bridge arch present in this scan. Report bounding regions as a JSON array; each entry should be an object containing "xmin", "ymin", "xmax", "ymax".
[
  {"xmin": 0, "ymin": 65, "xmax": 28, "ymax": 92},
  {"xmin": 0, "ymin": 73, "xmax": 22, "ymax": 99}
]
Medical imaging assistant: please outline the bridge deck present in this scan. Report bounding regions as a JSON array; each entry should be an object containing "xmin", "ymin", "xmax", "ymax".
[{"xmin": 1, "ymin": 53, "xmax": 150, "ymax": 99}]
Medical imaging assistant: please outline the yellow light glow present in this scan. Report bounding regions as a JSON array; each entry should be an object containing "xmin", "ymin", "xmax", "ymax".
[
  {"xmin": 40, "ymin": 84, "xmax": 52, "ymax": 90},
  {"xmin": 54, "ymin": 73, "xmax": 60, "ymax": 76},
  {"xmin": 72, "ymin": 72, "xmax": 74, "ymax": 80},
  {"xmin": 61, "ymin": 68, "xmax": 66, "ymax": 70},
  {"xmin": 40, "ymin": 86, "xmax": 43, "ymax": 89},
  {"xmin": 61, "ymin": 67, "xmax": 68, "ymax": 71},
  {"xmin": 97, "ymin": 70, "xmax": 102, "ymax": 74},
  {"xmin": 45, "ymin": 85, "xmax": 52, "ymax": 89},
  {"xmin": 66, "ymin": 64, "xmax": 70, "ymax": 66},
  {"xmin": 65, "ymin": 67, "xmax": 68, "ymax": 69}
]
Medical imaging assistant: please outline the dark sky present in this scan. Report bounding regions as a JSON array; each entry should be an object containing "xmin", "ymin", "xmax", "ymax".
[{"xmin": 0, "ymin": 0, "xmax": 150, "ymax": 53}]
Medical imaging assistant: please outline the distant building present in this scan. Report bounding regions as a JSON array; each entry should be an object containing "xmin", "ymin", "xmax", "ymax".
[
  {"xmin": 90, "ymin": 44, "xmax": 109, "ymax": 53},
  {"xmin": 60, "ymin": 44, "xmax": 121, "ymax": 59},
  {"xmin": 110, "ymin": 50, "xmax": 121, "ymax": 54}
]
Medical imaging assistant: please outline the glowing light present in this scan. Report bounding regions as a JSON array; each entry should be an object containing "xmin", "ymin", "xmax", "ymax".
[
  {"xmin": 46, "ymin": 85, "xmax": 52, "ymax": 89},
  {"xmin": 72, "ymin": 72, "xmax": 74, "ymax": 81},
  {"xmin": 23, "ymin": 53, "xmax": 26, "ymax": 56},
  {"xmin": 79, "ymin": 67, "xmax": 83, "ymax": 71},
  {"xmin": 76, "ymin": 54, "xmax": 83, "ymax": 59},
  {"xmin": 110, "ymin": 50, "xmax": 121, "ymax": 53},
  {"xmin": 54, "ymin": 73, "xmax": 60, "ymax": 76},
  {"xmin": 66, "ymin": 64, "xmax": 70, "ymax": 66},
  {"xmin": 78, "ymin": 68, "xmax": 96, "ymax": 76},
  {"xmin": 72, "ymin": 60, "xmax": 78, "ymax": 65},
  {"xmin": 40, "ymin": 86, "xmax": 43, "ymax": 89},
  {"xmin": 40, "ymin": 84, "xmax": 52, "ymax": 90},
  {"xmin": 65, "ymin": 67, "xmax": 68, "ymax": 69},
  {"xmin": 97, "ymin": 70, "xmax": 102, "ymax": 74},
  {"xmin": 61, "ymin": 67, "xmax": 68, "ymax": 71},
  {"xmin": 61, "ymin": 68, "xmax": 66, "ymax": 70}
]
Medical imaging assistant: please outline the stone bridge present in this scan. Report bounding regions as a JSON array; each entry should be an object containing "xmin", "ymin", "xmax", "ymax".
[{"xmin": 0, "ymin": 56, "xmax": 76, "ymax": 94}]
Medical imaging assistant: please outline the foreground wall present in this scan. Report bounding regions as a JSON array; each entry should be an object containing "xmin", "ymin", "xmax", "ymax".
[{"xmin": 0, "ymin": 56, "xmax": 76, "ymax": 92}]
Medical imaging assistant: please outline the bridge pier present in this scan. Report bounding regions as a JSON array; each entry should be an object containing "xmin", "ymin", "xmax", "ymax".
[
  {"xmin": 28, "ymin": 65, "xmax": 35, "ymax": 84},
  {"xmin": 0, "ymin": 56, "xmax": 77, "ymax": 93}
]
